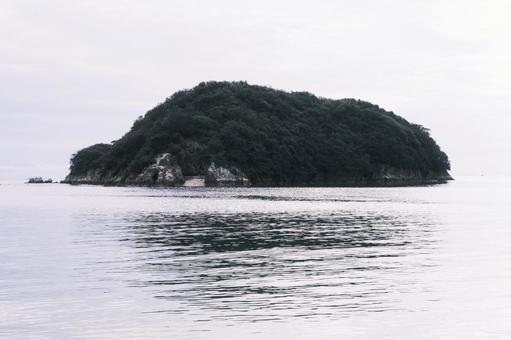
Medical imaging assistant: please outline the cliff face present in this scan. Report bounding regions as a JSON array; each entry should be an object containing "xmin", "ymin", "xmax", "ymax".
[
  {"xmin": 63, "ymin": 170, "xmax": 451, "ymax": 187},
  {"xmin": 371, "ymin": 166, "xmax": 453, "ymax": 182},
  {"xmin": 205, "ymin": 163, "xmax": 250, "ymax": 187},
  {"xmin": 131, "ymin": 153, "xmax": 184, "ymax": 186},
  {"xmin": 64, "ymin": 81, "xmax": 453, "ymax": 187},
  {"xmin": 63, "ymin": 155, "xmax": 450, "ymax": 187},
  {"xmin": 63, "ymin": 153, "xmax": 250, "ymax": 187}
]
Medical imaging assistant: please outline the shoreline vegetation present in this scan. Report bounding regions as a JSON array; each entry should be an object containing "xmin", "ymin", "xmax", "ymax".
[{"xmin": 63, "ymin": 81, "xmax": 452, "ymax": 187}]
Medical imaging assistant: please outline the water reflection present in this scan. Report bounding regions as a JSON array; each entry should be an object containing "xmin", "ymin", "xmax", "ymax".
[
  {"xmin": 112, "ymin": 210, "xmax": 437, "ymax": 321},
  {"xmin": 5, "ymin": 180, "xmax": 511, "ymax": 339},
  {"xmin": 126, "ymin": 212, "xmax": 423, "ymax": 253}
]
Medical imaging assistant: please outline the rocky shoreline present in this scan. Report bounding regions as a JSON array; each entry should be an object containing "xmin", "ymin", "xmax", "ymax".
[
  {"xmin": 62, "ymin": 153, "xmax": 251, "ymax": 187},
  {"xmin": 62, "ymin": 153, "xmax": 452, "ymax": 187}
]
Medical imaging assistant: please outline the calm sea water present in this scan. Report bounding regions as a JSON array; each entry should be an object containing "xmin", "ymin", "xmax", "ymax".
[{"xmin": 1, "ymin": 177, "xmax": 510, "ymax": 339}]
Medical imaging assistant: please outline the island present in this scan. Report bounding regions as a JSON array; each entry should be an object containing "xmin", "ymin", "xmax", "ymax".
[
  {"xmin": 27, "ymin": 177, "xmax": 53, "ymax": 184},
  {"xmin": 63, "ymin": 81, "xmax": 452, "ymax": 187}
]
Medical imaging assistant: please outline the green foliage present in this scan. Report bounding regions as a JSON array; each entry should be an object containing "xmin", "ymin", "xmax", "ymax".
[
  {"xmin": 70, "ymin": 143, "xmax": 112, "ymax": 175},
  {"xmin": 69, "ymin": 81, "xmax": 451, "ymax": 185}
]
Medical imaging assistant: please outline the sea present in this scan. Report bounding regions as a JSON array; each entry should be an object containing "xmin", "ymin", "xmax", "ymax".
[{"xmin": 1, "ymin": 176, "xmax": 510, "ymax": 339}]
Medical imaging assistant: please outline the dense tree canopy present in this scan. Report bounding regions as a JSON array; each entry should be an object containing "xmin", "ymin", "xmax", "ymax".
[{"xmin": 69, "ymin": 81, "xmax": 450, "ymax": 185}]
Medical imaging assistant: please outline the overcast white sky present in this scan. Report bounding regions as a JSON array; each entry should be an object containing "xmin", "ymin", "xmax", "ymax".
[{"xmin": 1, "ymin": 0, "xmax": 510, "ymax": 181}]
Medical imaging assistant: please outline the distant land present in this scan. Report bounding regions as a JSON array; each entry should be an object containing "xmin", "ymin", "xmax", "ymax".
[{"xmin": 63, "ymin": 81, "xmax": 452, "ymax": 187}]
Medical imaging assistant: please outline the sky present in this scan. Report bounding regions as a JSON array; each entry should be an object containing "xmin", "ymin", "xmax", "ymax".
[{"xmin": 1, "ymin": 0, "xmax": 510, "ymax": 181}]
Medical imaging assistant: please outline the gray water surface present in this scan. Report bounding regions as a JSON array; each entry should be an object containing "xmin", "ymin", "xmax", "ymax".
[{"xmin": 1, "ymin": 177, "xmax": 510, "ymax": 339}]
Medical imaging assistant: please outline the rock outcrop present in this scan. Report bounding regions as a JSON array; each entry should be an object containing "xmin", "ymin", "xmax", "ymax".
[
  {"xmin": 63, "ymin": 154, "xmax": 252, "ymax": 187},
  {"xmin": 63, "ymin": 169, "xmax": 103, "ymax": 184},
  {"xmin": 63, "ymin": 153, "xmax": 184, "ymax": 186},
  {"xmin": 371, "ymin": 166, "xmax": 453, "ymax": 183},
  {"xmin": 130, "ymin": 153, "xmax": 184, "ymax": 186},
  {"xmin": 205, "ymin": 163, "xmax": 250, "ymax": 187}
]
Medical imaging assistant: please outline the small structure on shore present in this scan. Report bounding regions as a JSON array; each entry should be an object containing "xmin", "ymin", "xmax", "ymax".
[
  {"xmin": 183, "ymin": 176, "xmax": 205, "ymax": 187},
  {"xmin": 27, "ymin": 177, "xmax": 53, "ymax": 184}
]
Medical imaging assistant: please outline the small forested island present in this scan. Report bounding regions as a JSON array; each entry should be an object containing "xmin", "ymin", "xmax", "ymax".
[
  {"xmin": 64, "ymin": 81, "xmax": 452, "ymax": 187},
  {"xmin": 27, "ymin": 177, "xmax": 53, "ymax": 184}
]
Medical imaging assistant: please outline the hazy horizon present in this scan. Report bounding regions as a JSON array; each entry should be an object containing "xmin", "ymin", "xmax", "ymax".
[{"xmin": 2, "ymin": 0, "xmax": 510, "ymax": 181}]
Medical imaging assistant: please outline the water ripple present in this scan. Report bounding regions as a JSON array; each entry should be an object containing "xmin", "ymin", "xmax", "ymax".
[{"xmin": 90, "ymin": 210, "xmax": 439, "ymax": 322}]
